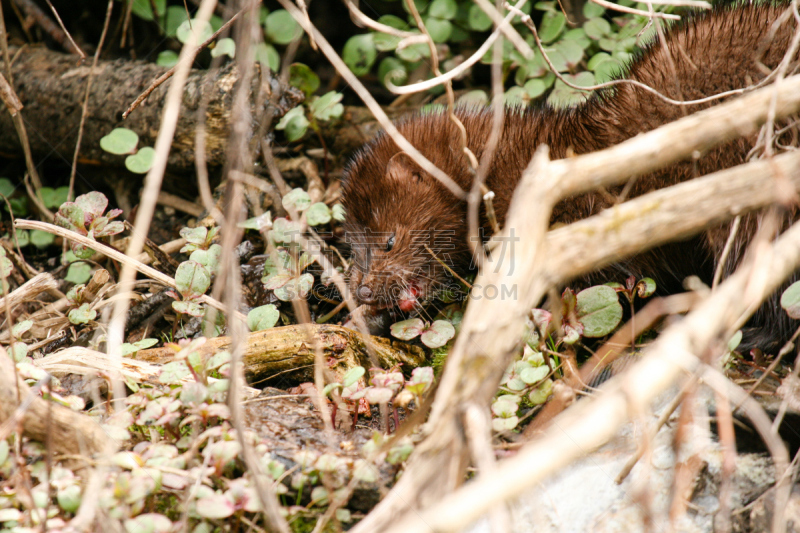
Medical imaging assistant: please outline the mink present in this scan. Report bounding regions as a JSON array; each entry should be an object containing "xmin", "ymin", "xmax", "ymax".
[{"xmin": 341, "ymin": 4, "xmax": 800, "ymax": 351}]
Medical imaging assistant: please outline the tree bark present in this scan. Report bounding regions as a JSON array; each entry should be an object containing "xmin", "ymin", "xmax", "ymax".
[{"xmin": 0, "ymin": 46, "xmax": 302, "ymax": 170}]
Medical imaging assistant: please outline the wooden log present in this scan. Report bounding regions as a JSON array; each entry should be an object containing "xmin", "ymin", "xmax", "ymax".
[
  {"xmin": 133, "ymin": 324, "xmax": 427, "ymax": 385},
  {"xmin": 0, "ymin": 46, "xmax": 303, "ymax": 170}
]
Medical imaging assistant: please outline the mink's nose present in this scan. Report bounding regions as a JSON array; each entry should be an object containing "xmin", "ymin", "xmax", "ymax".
[{"xmin": 357, "ymin": 285, "xmax": 375, "ymax": 303}]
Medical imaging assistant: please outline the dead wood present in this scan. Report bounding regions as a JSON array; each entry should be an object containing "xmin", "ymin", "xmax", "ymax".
[
  {"xmin": 133, "ymin": 324, "xmax": 427, "ymax": 386},
  {"xmin": 0, "ymin": 346, "xmax": 114, "ymax": 458},
  {"xmin": 0, "ymin": 46, "xmax": 302, "ymax": 170},
  {"xmin": 352, "ymin": 75, "xmax": 800, "ymax": 533},
  {"xmin": 0, "ymin": 272, "xmax": 58, "ymax": 315}
]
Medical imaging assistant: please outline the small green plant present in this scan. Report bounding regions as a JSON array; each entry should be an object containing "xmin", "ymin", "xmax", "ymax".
[
  {"xmin": 99, "ymin": 127, "xmax": 156, "ymax": 174},
  {"xmin": 261, "ymin": 248, "xmax": 314, "ymax": 302},
  {"xmin": 276, "ymin": 90, "xmax": 344, "ymax": 142},
  {"xmin": 0, "ymin": 177, "xmax": 27, "ymax": 216},
  {"xmin": 246, "ymin": 304, "xmax": 280, "ymax": 331},
  {"xmin": 65, "ymin": 280, "xmax": 100, "ymax": 326},
  {"xmin": 390, "ymin": 318, "xmax": 456, "ymax": 349},
  {"xmin": 167, "ymin": 260, "xmax": 211, "ymax": 318},
  {"xmin": 54, "ymin": 191, "xmax": 124, "ymax": 259}
]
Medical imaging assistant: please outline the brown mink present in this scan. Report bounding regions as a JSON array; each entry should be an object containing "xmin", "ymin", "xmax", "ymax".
[{"xmin": 341, "ymin": 5, "xmax": 800, "ymax": 351}]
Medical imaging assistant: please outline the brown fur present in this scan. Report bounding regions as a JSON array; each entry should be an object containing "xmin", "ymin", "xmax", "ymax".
[{"xmin": 342, "ymin": 4, "xmax": 800, "ymax": 349}]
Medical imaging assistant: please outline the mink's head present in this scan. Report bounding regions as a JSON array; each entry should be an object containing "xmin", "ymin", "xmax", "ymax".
[{"xmin": 341, "ymin": 129, "xmax": 472, "ymax": 313}]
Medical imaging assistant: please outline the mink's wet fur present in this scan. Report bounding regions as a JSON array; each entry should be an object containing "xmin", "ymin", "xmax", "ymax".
[{"xmin": 342, "ymin": 4, "xmax": 800, "ymax": 352}]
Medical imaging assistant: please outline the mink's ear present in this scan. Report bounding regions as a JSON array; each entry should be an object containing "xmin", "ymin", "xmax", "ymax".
[{"xmin": 386, "ymin": 152, "xmax": 425, "ymax": 183}]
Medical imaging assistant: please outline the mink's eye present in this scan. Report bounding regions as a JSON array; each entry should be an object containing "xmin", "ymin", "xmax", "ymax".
[{"xmin": 386, "ymin": 234, "xmax": 395, "ymax": 252}]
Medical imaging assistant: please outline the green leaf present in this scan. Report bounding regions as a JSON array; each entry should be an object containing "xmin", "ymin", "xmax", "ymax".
[
  {"xmin": 551, "ymin": 39, "xmax": 585, "ymax": 70},
  {"xmin": 282, "ymin": 188, "xmax": 312, "ymax": 212},
  {"xmin": 343, "ymin": 366, "xmax": 366, "ymax": 388},
  {"xmin": 211, "ymin": 37, "xmax": 236, "ymax": 58},
  {"xmin": 265, "ymin": 10, "xmax": 301, "ymax": 44},
  {"xmin": 29, "ymin": 230, "xmax": 55, "ymax": 248},
  {"xmin": 176, "ymin": 19, "xmax": 214, "ymax": 45},
  {"xmin": 343, "ymin": 34, "xmax": 377, "ymax": 77},
  {"xmin": 124, "ymin": 513, "xmax": 172, "ymax": 533},
  {"xmin": 159, "ymin": 361, "xmax": 191, "ymax": 384},
  {"xmin": 100, "ymin": 128, "xmax": 139, "ymax": 155},
  {"xmin": 76, "ymin": 191, "xmax": 109, "ymax": 217},
  {"xmin": 402, "ymin": 0, "xmax": 430, "ymax": 14},
  {"xmin": 255, "ymin": 43, "xmax": 280, "ymax": 71},
  {"xmin": 12, "ymin": 230, "xmax": 29, "ymax": 247},
  {"xmin": 306, "ymin": 202, "xmax": 331, "ymax": 226},
  {"xmin": 332, "ymin": 204, "xmax": 346, "ymax": 222},
  {"xmin": 396, "ymin": 41, "xmax": 430, "ymax": 62},
  {"xmin": 12, "ymin": 320, "xmax": 32, "ymax": 339},
  {"xmin": 492, "ymin": 416, "xmax": 519, "ymax": 431},
  {"xmin": 373, "ymin": 15, "xmax": 407, "ymax": 51},
  {"xmin": 125, "ymin": 146, "xmax": 156, "ymax": 174},
  {"xmin": 583, "ymin": 1, "xmax": 605, "ymax": 18},
  {"xmin": 120, "ymin": 338, "xmax": 158, "ymax": 357},
  {"xmin": 9, "ymin": 342, "xmax": 28, "ymax": 361},
  {"xmin": 390, "ymin": 318, "xmax": 425, "ymax": 341},
  {"xmin": 247, "ymin": 304, "xmax": 280, "ymax": 331},
  {"xmin": 172, "ymin": 300, "xmax": 206, "ymax": 317},
  {"xmin": 174, "ymin": 260, "xmax": 211, "ymax": 298},
  {"xmin": 311, "ymin": 91, "xmax": 344, "ymax": 120},
  {"xmin": 504, "ymin": 86, "xmax": 527, "ymax": 106},
  {"xmin": 587, "ymin": 52, "xmax": 612, "ymax": 70},
  {"xmin": 781, "ymin": 281, "xmax": 800, "ymax": 319},
  {"xmin": 68, "ymin": 303, "xmax": 97, "ymax": 325},
  {"xmin": 268, "ymin": 218, "xmax": 301, "ymax": 244},
  {"xmin": 594, "ymin": 58, "xmax": 623, "ymax": 83},
  {"xmin": 238, "ymin": 211, "xmax": 273, "ymax": 231},
  {"xmin": 584, "ymin": 17, "xmax": 612, "ymax": 40},
  {"xmin": 424, "ymin": 16, "xmax": 452, "ymax": 43},
  {"xmin": 190, "ymin": 244, "xmax": 222, "ymax": 275},
  {"xmin": 429, "ymin": 0, "xmax": 457, "ymax": 19},
  {"xmin": 386, "ymin": 440, "xmax": 414, "ymax": 464},
  {"xmin": 164, "ymin": 6, "xmax": 189, "ymax": 37},
  {"xmin": 156, "ymin": 50, "xmax": 178, "ymax": 68},
  {"xmin": 468, "ymin": 3, "xmax": 493, "ymax": 31},
  {"xmin": 528, "ymin": 379, "xmax": 553, "ymax": 404},
  {"xmin": 378, "ymin": 57, "xmax": 408, "ymax": 88},
  {"xmin": 563, "ymin": 28, "xmax": 591, "ymax": 49},
  {"xmin": 0, "ymin": 178, "xmax": 14, "ymax": 197},
  {"xmin": 206, "ymin": 350, "xmax": 232, "ymax": 371},
  {"xmin": 57, "ymin": 485, "xmax": 82, "ymax": 514},
  {"xmin": 519, "ymin": 364, "xmax": 548, "ymax": 384},
  {"xmin": 538, "ymin": 11, "xmax": 566, "ymax": 44},
  {"xmin": 523, "ymin": 78, "xmax": 547, "ymax": 99},
  {"xmin": 275, "ymin": 106, "xmax": 309, "ymax": 142},
  {"xmin": 636, "ymin": 277, "xmax": 657, "ymax": 299},
  {"xmin": 38, "ymin": 186, "xmax": 68, "ymax": 209},
  {"xmin": 728, "ymin": 330, "xmax": 743, "ymax": 352},
  {"xmin": 274, "ymin": 273, "xmax": 313, "ymax": 301},
  {"xmin": 130, "ymin": 0, "xmax": 165, "ymax": 21},
  {"xmin": 65, "ymin": 261, "xmax": 92, "ymax": 285},
  {"xmin": 288, "ymin": 63, "xmax": 320, "ymax": 97},
  {"xmin": 575, "ymin": 285, "xmax": 623, "ymax": 337},
  {"xmin": 420, "ymin": 320, "xmax": 455, "ymax": 348}
]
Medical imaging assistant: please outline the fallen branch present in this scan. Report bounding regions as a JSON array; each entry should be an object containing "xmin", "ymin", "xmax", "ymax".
[
  {"xmin": 0, "ymin": 46, "xmax": 302, "ymax": 170},
  {"xmin": 133, "ymin": 324, "xmax": 426, "ymax": 385},
  {"xmin": 0, "ymin": 346, "xmax": 115, "ymax": 458}
]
